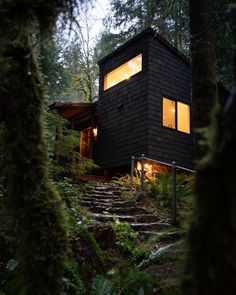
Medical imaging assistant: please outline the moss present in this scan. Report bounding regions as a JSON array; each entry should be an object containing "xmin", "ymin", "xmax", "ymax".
[
  {"xmin": 182, "ymin": 96, "xmax": 236, "ymax": 294},
  {"xmin": 0, "ymin": 1, "xmax": 78, "ymax": 294}
]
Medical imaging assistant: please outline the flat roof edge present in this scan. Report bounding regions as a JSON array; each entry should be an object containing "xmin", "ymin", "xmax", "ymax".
[{"xmin": 97, "ymin": 27, "xmax": 189, "ymax": 66}]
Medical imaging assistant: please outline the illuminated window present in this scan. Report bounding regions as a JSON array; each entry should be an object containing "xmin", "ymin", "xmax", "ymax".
[
  {"xmin": 177, "ymin": 102, "xmax": 190, "ymax": 133},
  {"xmin": 104, "ymin": 54, "xmax": 142, "ymax": 90},
  {"xmin": 162, "ymin": 97, "xmax": 190, "ymax": 134},
  {"xmin": 163, "ymin": 98, "xmax": 176, "ymax": 129}
]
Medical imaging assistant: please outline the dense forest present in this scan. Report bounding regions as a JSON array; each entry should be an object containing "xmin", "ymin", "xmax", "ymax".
[{"xmin": 0, "ymin": 0, "xmax": 235, "ymax": 294}]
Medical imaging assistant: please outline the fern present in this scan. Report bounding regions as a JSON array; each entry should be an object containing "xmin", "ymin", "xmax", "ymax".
[{"xmin": 91, "ymin": 276, "xmax": 115, "ymax": 295}]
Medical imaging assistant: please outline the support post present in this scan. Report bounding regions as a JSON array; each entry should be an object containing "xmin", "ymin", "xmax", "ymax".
[
  {"xmin": 172, "ymin": 161, "xmax": 177, "ymax": 223},
  {"xmin": 130, "ymin": 156, "xmax": 135, "ymax": 190},
  {"xmin": 141, "ymin": 154, "xmax": 145, "ymax": 192}
]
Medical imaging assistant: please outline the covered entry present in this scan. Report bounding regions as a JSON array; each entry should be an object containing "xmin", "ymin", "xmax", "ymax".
[{"xmin": 50, "ymin": 102, "xmax": 97, "ymax": 159}]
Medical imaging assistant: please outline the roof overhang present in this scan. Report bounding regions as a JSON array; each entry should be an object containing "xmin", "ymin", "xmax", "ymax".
[{"xmin": 49, "ymin": 102, "xmax": 96, "ymax": 120}]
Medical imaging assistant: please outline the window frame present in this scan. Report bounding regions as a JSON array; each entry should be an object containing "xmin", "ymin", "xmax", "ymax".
[
  {"xmin": 103, "ymin": 53, "xmax": 143, "ymax": 91},
  {"xmin": 162, "ymin": 96, "xmax": 191, "ymax": 134}
]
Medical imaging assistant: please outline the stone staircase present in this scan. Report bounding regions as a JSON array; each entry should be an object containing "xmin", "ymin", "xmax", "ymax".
[{"xmin": 81, "ymin": 182, "xmax": 173, "ymax": 239}]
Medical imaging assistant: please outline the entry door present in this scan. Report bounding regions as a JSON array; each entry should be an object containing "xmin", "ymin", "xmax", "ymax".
[{"xmin": 80, "ymin": 127, "xmax": 92, "ymax": 158}]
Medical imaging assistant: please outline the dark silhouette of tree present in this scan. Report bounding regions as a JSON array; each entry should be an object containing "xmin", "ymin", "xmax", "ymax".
[
  {"xmin": 182, "ymin": 2, "xmax": 236, "ymax": 294},
  {"xmin": 190, "ymin": 0, "xmax": 219, "ymax": 131},
  {"xmin": 0, "ymin": 1, "xmax": 79, "ymax": 294}
]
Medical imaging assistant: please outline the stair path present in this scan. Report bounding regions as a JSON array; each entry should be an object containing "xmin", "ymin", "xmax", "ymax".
[{"xmin": 81, "ymin": 182, "xmax": 173, "ymax": 238}]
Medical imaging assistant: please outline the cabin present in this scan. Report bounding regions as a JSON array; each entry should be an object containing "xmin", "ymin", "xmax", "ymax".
[{"xmin": 51, "ymin": 27, "xmax": 228, "ymax": 178}]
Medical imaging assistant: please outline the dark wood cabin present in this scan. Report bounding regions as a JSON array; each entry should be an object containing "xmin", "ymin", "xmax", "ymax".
[
  {"xmin": 51, "ymin": 27, "xmax": 229, "ymax": 177},
  {"xmin": 95, "ymin": 27, "xmax": 193, "ymax": 174}
]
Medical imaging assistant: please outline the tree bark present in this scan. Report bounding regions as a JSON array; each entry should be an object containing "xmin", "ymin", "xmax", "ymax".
[
  {"xmin": 0, "ymin": 1, "xmax": 73, "ymax": 294},
  {"xmin": 190, "ymin": 0, "xmax": 219, "ymax": 157},
  {"xmin": 182, "ymin": 2, "xmax": 236, "ymax": 294}
]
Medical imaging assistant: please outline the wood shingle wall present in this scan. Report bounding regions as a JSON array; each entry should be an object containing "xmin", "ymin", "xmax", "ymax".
[{"xmin": 95, "ymin": 28, "xmax": 194, "ymax": 170}]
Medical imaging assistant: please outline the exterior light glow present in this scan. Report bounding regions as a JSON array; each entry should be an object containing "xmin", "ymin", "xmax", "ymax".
[{"xmin": 93, "ymin": 128, "xmax": 98, "ymax": 139}]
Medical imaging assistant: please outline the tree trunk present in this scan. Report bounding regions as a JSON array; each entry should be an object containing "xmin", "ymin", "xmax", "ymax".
[
  {"xmin": 182, "ymin": 2, "xmax": 236, "ymax": 294},
  {"xmin": 190, "ymin": 0, "xmax": 219, "ymax": 157},
  {"xmin": 0, "ymin": 2, "xmax": 70, "ymax": 294}
]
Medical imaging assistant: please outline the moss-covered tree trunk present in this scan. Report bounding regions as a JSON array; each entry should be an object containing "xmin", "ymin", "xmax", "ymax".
[
  {"xmin": 182, "ymin": 2, "xmax": 236, "ymax": 294},
  {"xmin": 0, "ymin": 1, "xmax": 76, "ymax": 294},
  {"xmin": 190, "ymin": 0, "xmax": 219, "ymax": 157}
]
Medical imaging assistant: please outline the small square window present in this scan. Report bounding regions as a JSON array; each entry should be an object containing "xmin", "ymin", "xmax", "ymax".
[{"xmin": 162, "ymin": 97, "xmax": 190, "ymax": 134}]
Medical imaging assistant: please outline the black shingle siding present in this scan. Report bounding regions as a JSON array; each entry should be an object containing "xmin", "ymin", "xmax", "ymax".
[{"xmin": 95, "ymin": 29, "xmax": 195, "ymax": 170}]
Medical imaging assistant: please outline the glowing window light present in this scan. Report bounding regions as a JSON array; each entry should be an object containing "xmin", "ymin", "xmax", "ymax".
[
  {"xmin": 163, "ymin": 97, "xmax": 176, "ymax": 129},
  {"xmin": 163, "ymin": 97, "xmax": 190, "ymax": 134},
  {"xmin": 177, "ymin": 102, "xmax": 190, "ymax": 134},
  {"xmin": 104, "ymin": 54, "xmax": 142, "ymax": 90}
]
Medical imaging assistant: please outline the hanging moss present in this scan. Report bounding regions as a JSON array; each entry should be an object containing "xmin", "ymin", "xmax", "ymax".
[{"xmin": 0, "ymin": 1, "xmax": 78, "ymax": 294}]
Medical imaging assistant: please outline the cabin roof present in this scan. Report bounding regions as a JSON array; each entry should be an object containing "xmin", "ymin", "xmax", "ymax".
[
  {"xmin": 97, "ymin": 27, "xmax": 189, "ymax": 66},
  {"xmin": 49, "ymin": 102, "xmax": 96, "ymax": 120}
]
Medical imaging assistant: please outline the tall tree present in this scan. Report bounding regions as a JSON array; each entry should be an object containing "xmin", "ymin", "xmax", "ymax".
[
  {"xmin": 189, "ymin": 0, "xmax": 219, "ymax": 157},
  {"xmin": 68, "ymin": 4, "xmax": 99, "ymax": 102},
  {"xmin": 101, "ymin": 0, "xmax": 189, "ymax": 54},
  {"xmin": 214, "ymin": 0, "xmax": 236, "ymax": 89},
  {"xmin": 0, "ymin": 1, "xmax": 78, "ymax": 294},
  {"xmin": 40, "ymin": 33, "xmax": 75, "ymax": 103},
  {"xmin": 182, "ymin": 2, "xmax": 236, "ymax": 294}
]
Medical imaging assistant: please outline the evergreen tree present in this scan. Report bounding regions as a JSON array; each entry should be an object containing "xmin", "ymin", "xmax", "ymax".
[{"xmin": 100, "ymin": 0, "xmax": 189, "ymax": 54}]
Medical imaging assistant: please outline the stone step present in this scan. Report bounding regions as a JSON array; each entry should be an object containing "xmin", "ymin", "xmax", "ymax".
[
  {"xmin": 82, "ymin": 200, "xmax": 111, "ymax": 207},
  {"xmin": 88, "ymin": 213, "xmax": 135, "ymax": 223},
  {"xmin": 130, "ymin": 222, "xmax": 171, "ymax": 231},
  {"xmin": 89, "ymin": 190, "xmax": 116, "ymax": 196},
  {"xmin": 138, "ymin": 231, "xmax": 180, "ymax": 239},
  {"xmin": 87, "ymin": 212, "xmax": 162, "ymax": 224},
  {"xmin": 133, "ymin": 214, "xmax": 160, "ymax": 223},
  {"xmin": 82, "ymin": 195, "xmax": 123, "ymax": 202},
  {"xmin": 81, "ymin": 199, "xmax": 136, "ymax": 208},
  {"xmin": 88, "ymin": 205, "xmax": 148, "ymax": 215}
]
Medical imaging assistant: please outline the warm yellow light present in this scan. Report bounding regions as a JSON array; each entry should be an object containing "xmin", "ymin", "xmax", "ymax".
[
  {"xmin": 136, "ymin": 161, "xmax": 152, "ymax": 172},
  {"xmin": 104, "ymin": 54, "xmax": 142, "ymax": 90},
  {"xmin": 137, "ymin": 161, "xmax": 141, "ymax": 171},
  {"xmin": 144, "ymin": 163, "xmax": 152, "ymax": 172},
  {"xmin": 93, "ymin": 128, "xmax": 98, "ymax": 139},
  {"xmin": 163, "ymin": 97, "xmax": 176, "ymax": 129},
  {"xmin": 177, "ymin": 102, "xmax": 190, "ymax": 133}
]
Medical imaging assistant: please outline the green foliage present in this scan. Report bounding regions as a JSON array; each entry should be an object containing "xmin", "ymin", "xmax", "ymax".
[
  {"xmin": 91, "ymin": 270, "xmax": 156, "ymax": 295},
  {"xmin": 0, "ymin": 0, "xmax": 80, "ymax": 293},
  {"xmin": 63, "ymin": 257, "xmax": 87, "ymax": 295},
  {"xmin": 46, "ymin": 110, "xmax": 98, "ymax": 177},
  {"xmin": 138, "ymin": 241, "xmax": 184, "ymax": 270},
  {"xmin": 111, "ymin": 219, "xmax": 148, "ymax": 260},
  {"xmin": 99, "ymin": 0, "xmax": 189, "ymax": 55},
  {"xmin": 111, "ymin": 175, "xmax": 132, "ymax": 187},
  {"xmin": 145, "ymin": 173, "xmax": 193, "ymax": 207},
  {"xmin": 39, "ymin": 34, "xmax": 78, "ymax": 104}
]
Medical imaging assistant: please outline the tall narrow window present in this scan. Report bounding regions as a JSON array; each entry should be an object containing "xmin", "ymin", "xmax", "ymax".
[
  {"xmin": 104, "ymin": 54, "xmax": 142, "ymax": 90},
  {"xmin": 163, "ymin": 97, "xmax": 176, "ymax": 129},
  {"xmin": 162, "ymin": 97, "xmax": 190, "ymax": 134},
  {"xmin": 177, "ymin": 102, "xmax": 190, "ymax": 133}
]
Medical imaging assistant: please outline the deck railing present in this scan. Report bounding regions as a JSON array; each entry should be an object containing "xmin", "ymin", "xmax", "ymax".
[{"xmin": 130, "ymin": 154, "xmax": 196, "ymax": 223}]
